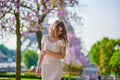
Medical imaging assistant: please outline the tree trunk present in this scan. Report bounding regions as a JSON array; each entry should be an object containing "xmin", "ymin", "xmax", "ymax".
[
  {"xmin": 15, "ymin": 5, "xmax": 21, "ymax": 80},
  {"xmin": 69, "ymin": 62, "xmax": 72, "ymax": 80},
  {"xmin": 36, "ymin": 14, "xmax": 46, "ymax": 50},
  {"xmin": 36, "ymin": 31, "xmax": 42, "ymax": 50}
]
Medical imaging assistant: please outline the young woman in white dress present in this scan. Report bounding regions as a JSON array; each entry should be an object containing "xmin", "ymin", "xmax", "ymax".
[{"xmin": 36, "ymin": 20, "xmax": 68, "ymax": 80}]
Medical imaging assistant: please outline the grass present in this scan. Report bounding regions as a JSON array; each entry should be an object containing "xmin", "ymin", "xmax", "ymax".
[
  {"xmin": 0, "ymin": 78, "xmax": 41, "ymax": 80},
  {"xmin": 0, "ymin": 77, "xmax": 77, "ymax": 80}
]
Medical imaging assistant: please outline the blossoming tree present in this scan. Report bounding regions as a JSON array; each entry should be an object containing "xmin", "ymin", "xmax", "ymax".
[{"xmin": 0, "ymin": 0, "xmax": 79, "ymax": 79}]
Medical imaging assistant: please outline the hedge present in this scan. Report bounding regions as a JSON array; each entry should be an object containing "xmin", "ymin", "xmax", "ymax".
[{"xmin": 0, "ymin": 73, "xmax": 77, "ymax": 80}]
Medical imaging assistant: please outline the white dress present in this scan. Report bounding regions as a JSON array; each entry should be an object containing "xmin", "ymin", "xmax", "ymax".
[{"xmin": 41, "ymin": 34, "xmax": 66, "ymax": 80}]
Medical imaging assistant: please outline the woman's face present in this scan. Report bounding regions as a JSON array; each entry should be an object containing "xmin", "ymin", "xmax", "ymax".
[{"xmin": 53, "ymin": 27, "xmax": 63, "ymax": 38}]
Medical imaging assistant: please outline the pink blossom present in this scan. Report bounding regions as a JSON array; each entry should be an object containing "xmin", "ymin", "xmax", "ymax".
[
  {"xmin": 12, "ymin": 16, "xmax": 16, "ymax": 21},
  {"xmin": 37, "ymin": 15, "xmax": 41, "ymax": 19},
  {"xmin": 42, "ymin": 9, "xmax": 50, "ymax": 14},
  {"xmin": 10, "ymin": 0, "xmax": 15, "ymax": 3},
  {"xmin": 26, "ymin": 14, "xmax": 31, "ymax": 20},
  {"xmin": 21, "ymin": 31, "xmax": 29, "ymax": 37},
  {"xmin": 34, "ymin": 0, "xmax": 38, "ymax": 3},
  {"xmin": 57, "ymin": 9, "xmax": 66, "ymax": 18}
]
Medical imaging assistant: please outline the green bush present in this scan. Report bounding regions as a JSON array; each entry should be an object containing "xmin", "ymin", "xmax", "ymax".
[
  {"xmin": 0, "ymin": 73, "xmax": 38, "ymax": 79},
  {"xmin": 22, "ymin": 73, "xmax": 41, "ymax": 79},
  {"xmin": 0, "ymin": 73, "xmax": 15, "ymax": 78},
  {"xmin": 61, "ymin": 77, "xmax": 76, "ymax": 80}
]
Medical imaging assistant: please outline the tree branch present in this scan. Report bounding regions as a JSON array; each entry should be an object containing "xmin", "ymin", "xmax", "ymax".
[
  {"xmin": 0, "ymin": 7, "xmax": 12, "ymax": 20},
  {"xmin": 21, "ymin": 4, "xmax": 36, "ymax": 13}
]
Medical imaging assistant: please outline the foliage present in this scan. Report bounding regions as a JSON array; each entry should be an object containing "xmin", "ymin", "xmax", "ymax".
[
  {"xmin": 89, "ymin": 43, "xmax": 100, "ymax": 65},
  {"xmin": 0, "ymin": 73, "xmax": 15, "ymax": 78},
  {"xmin": 0, "ymin": 0, "xmax": 79, "ymax": 36},
  {"xmin": 89, "ymin": 37, "xmax": 120, "ymax": 76},
  {"xmin": 109, "ymin": 49, "xmax": 120, "ymax": 77},
  {"xmin": 0, "ymin": 44, "xmax": 15, "ymax": 59},
  {"xmin": 0, "ymin": 73, "xmax": 77, "ymax": 80},
  {"xmin": 0, "ymin": 44, "xmax": 10, "ymax": 56},
  {"xmin": 22, "ymin": 50, "xmax": 38, "ymax": 69}
]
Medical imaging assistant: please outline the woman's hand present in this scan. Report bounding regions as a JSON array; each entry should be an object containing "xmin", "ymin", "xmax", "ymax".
[
  {"xmin": 42, "ymin": 49, "xmax": 49, "ymax": 55},
  {"xmin": 35, "ymin": 67, "xmax": 41, "ymax": 78},
  {"xmin": 44, "ymin": 50, "xmax": 55, "ymax": 56}
]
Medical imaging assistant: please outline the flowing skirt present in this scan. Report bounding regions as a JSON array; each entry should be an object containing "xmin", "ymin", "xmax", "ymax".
[{"xmin": 41, "ymin": 55, "xmax": 62, "ymax": 80}]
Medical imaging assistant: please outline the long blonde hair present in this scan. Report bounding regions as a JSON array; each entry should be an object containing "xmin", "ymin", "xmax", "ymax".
[{"xmin": 48, "ymin": 20, "xmax": 68, "ymax": 44}]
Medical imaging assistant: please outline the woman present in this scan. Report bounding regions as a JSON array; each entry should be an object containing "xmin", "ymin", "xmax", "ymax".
[{"xmin": 36, "ymin": 20, "xmax": 68, "ymax": 80}]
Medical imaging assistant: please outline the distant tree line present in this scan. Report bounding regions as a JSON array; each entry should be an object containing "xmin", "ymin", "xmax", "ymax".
[
  {"xmin": 0, "ymin": 44, "xmax": 16, "ymax": 61},
  {"xmin": 89, "ymin": 37, "xmax": 120, "ymax": 77}
]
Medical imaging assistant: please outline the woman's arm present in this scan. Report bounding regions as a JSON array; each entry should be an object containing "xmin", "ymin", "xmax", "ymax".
[
  {"xmin": 37, "ymin": 54, "xmax": 44, "ymax": 68},
  {"xmin": 36, "ymin": 35, "xmax": 47, "ymax": 77},
  {"xmin": 36, "ymin": 43, "xmax": 45, "ymax": 78},
  {"xmin": 37, "ymin": 43, "xmax": 46, "ymax": 68},
  {"xmin": 46, "ymin": 46, "xmax": 66, "ymax": 59}
]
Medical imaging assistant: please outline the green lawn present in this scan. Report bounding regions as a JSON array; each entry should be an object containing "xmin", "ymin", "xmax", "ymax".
[
  {"xmin": 0, "ymin": 78, "xmax": 41, "ymax": 80},
  {"xmin": 0, "ymin": 77, "xmax": 77, "ymax": 80}
]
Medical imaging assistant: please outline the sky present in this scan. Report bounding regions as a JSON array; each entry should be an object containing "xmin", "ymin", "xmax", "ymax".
[
  {"xmin": 0, "ymin": 0, "xmax": 120, "ymax": 53},
  {"xmin": 80, "ymin": 0, "xmax": 120, "ymax": 51}
]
